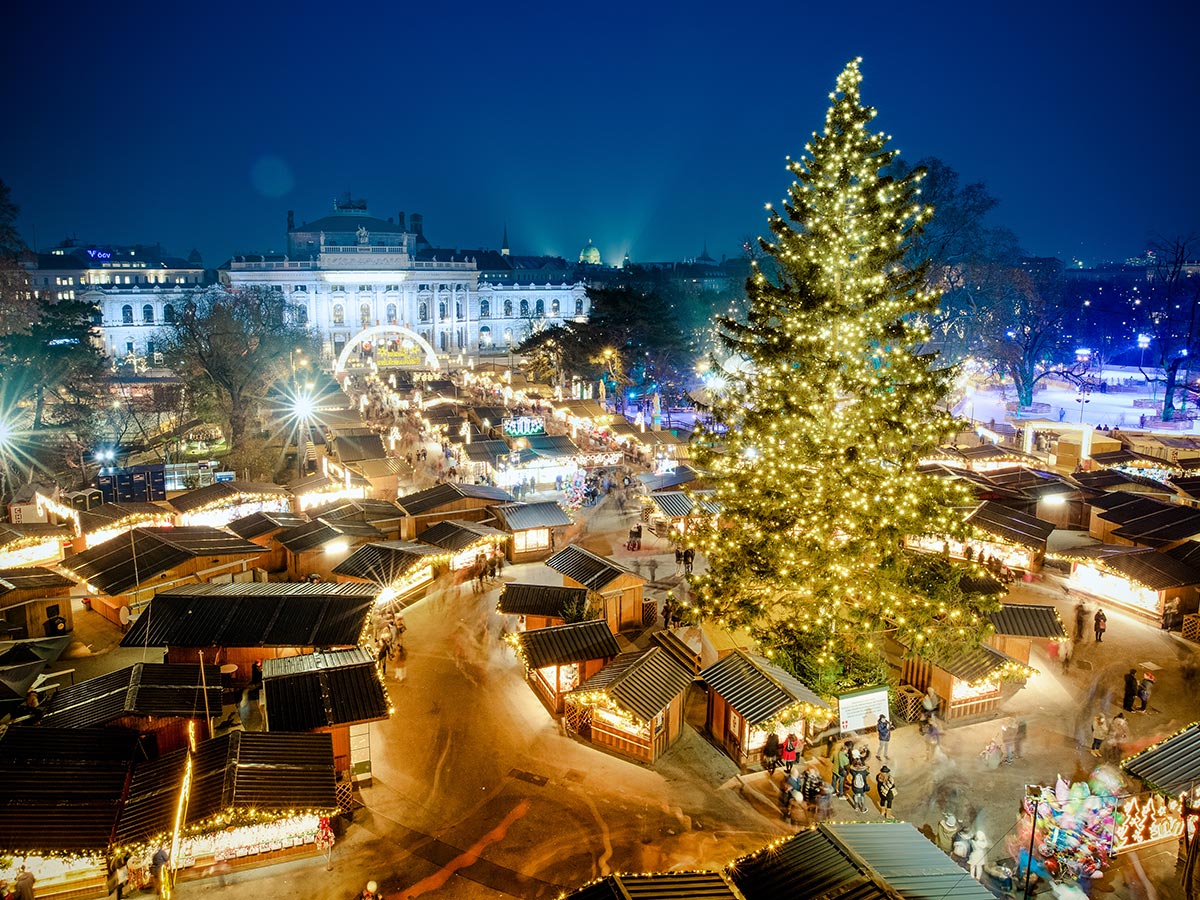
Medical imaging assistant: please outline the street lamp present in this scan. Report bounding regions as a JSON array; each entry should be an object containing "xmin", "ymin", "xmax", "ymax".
[
  {"xmin": 1075, "ymin": 384, "xmax": 1092, "ymax": 424},
  {"xmin": 293, "ymin": 393, "xmax": 315, "ymax": 478}
]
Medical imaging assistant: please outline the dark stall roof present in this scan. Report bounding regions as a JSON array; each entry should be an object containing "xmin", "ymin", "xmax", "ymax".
[
  {"xmin": 227, "ymin": 511, "xmax": 308, "ymax": 540},
  {"xmin": 302, "ymin": 498, "xmax": 406, "ymax": 525},
  {"xmin": 60, "ymin": 527, "xmax": 267, "ymax": 595},
  {"xmin": 0, "ymin": 727, "xmax": 142, "ymax": 853},
  {"xmin": 1111, "ymin": 504, "xmax": 1200, "ymax": 545},
  {"xmin": 331, "ymin": 428, "xmax": 388, "ymax": 462},
  {"xmin": 77, "ymin": 502, "xmax": 171, "ymax": 533},
  {"xmin": 1083, "ymin": 548, "xmax": 1200, "ymax": 590},
  {"xmin": 699, "ymin": 650, "xmax": 829, "ymax": 726},
  {"xmin": 514, "ymin": 620, "xmax": 620, "ymax": 669},
  {"xmin": 526, "ymin": 434, "xmax": 580, "ymax": 457},
  {"xmin": 118, "ymin": 732, "xmax": 337, "ymax": 844},
  {"xmin": 919, "ymin": 641, "xmax": 1023, "ymax": 684},
  {"xmin": 0, "ymin": 567, "xmax": 75, "ymax": 595},
  {"xmin": 463, "ymin": 440, "xmax": 514, "ymax": 465},
  {"xmin": 1096, "ymin": 495, "xmax": 1174, "ymax": 524},
  {"xmin": 277, "ymin": 518, "xmax": 382, "ymax": 553},
  {"xmin": 638, "ymin": 466, "xmax": 700, "ymax": 492},
  {"xmin": 570, "ymin": 646, "xmax": 694, "ymax": 724},
  {"xmin": 491, "ymin": 501, "xmax": 573, "ymax": 531},
  {"xmin": 987, "ymin": 603, "xmax": 1066, "ymax": 639},
  {"xmin": 563, "ymin": 872, "xmax": 744, "ymax": 899},
  {"xmin": 467, "ymin": 406, "xmax": 509, "ymax": 424},
  {"xmin": 1123, "ymin": 721, "xmax": 1200, "ymax": 796},
  {"xmin": 1092, "ymin": 448, "xmax": 1173, "ymax": 468},
  {"xmin": 1164, "ymin": 541, "xmax": 1200, "ymax": 570},
  {"xmin": 965, "ymin": 500, "xmax": 1055, "ymax": 549},
  {"xmin": 397, "ymin": 481, "xmax": 514, "ymax": 515},
  {"xmin": 1072, "ymin": 470, "xmax": 1169, "ymax": 493},
  {"xmin": 648, "ymin": 491, "xmax": 721, "ymax": 519},
  {"xmin": 262, "ymin": 647, "xmax": 389, "ymax": 730},
  {"xmin": 497, "ymin": 583, "xmax": 587, "ymax": 618},
  {"xmin": 418, "ymin": 519, "xmax": 510, "ymax": 552},
  {"xmin": 168, "ymin": 480, "xmax": 291, "ymax": 513},
  {"xmin": 0, "ymin": 522, "xmax": 73, "ymax": 544},
  {"xmin": 545, "ymin": 545, "xmax": 639, "ymax": 591},
  {"xmin": 1170, "ymin": 475, "xmax": 1200, "ymax": 501},
  {"xmin": 333, "ymin": 540, "xmax": 443, "ymax": 583},
  {"xmin": 121, "ymin": 582, "xmax": 375, "ymax": 649},
  {"xmin": 40, "ymin": 662, "xmax": 222, "ymax": 729},
  {"xmin": 289, "ymin": 470, "xmax": 372, "ymax": 493},
  {"xmin": 728, "ymin": 822, "xmax": 994, "ymax": 900}
]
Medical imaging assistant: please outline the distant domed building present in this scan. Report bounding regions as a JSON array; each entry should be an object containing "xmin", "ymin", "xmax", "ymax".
[{"xmin": 579, "ymin": 239, "xmax": 601, "ymax": 266}]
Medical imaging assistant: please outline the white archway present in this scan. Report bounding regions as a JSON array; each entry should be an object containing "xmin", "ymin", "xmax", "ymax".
[{"xmin": 334, "ymin": 324, "xmax": 440, "ymax": 374}]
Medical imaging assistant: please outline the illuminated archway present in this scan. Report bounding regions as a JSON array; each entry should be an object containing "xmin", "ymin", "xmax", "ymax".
[{"xmin": 334, "ymin": 324, "xmax": 440, "ymax": 374}]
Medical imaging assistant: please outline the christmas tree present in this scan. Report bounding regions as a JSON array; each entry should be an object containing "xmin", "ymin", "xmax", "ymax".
[{"xmin": 691, "ymin": 59, "xmax": 1001, "ymax": 692}]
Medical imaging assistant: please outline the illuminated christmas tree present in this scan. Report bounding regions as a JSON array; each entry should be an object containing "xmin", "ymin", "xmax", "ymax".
[{"xmin": 692, "ymin": 59, "xmax": 1001, "ymax": 691}]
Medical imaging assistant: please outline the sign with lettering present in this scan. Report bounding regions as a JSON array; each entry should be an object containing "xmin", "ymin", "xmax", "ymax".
[
  {"xmin": 502, "ymin": 416, "xmax": 545, "ymax": 437},
  {"xmin": 374, "ymin": 345, "xmax": 423, "ymax": 367},
  {"xmin": 87, "ymin": 249, "xmax": 113, "ymax": 260}
]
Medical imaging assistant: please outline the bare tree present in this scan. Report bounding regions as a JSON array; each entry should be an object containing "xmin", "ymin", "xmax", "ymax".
[{"xmin": 1140, "ymin": 235, "xmax": 1200, "ymax": 421}]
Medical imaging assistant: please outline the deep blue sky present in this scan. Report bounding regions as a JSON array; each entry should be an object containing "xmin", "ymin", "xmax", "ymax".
[{"xmin": 3, "ymin": 1, "xmax": 1195, "ymax": 269}]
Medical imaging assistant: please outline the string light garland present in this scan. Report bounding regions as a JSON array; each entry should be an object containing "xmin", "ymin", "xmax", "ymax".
[{"xmin": 688, "ymin": 57, "xmax": 1002, "ymax": 689}]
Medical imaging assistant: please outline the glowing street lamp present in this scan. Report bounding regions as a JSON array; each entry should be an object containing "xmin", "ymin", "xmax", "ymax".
[{"xmin": 293, "ymin": 393, "xmax": 316, "ymax": 477}]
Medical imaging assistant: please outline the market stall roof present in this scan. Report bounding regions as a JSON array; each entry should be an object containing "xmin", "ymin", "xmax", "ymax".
[
  {"xmin": 1072, "ymin": 470, "xmax": 1169, "ymax": 494},
  {"xmin": 1110, "ymin": 504, "xmax": 1200, "ymax": 546},
  {"xmin": 563, "ymin": 872, "xmax": 743, "ymax": 899},
  {"xmin": 277, "ymin": 518, "xmax": 383, "ymax": 553},
  {"xmin": 525, "ymin": 434, "xmax": 581, "ymax": 458},
  {"xmin": 0, "ymin": 566, "xmax": 75, "ymax": 595},
  {"xmin": 699, "ymin": 649, "xmax": 829, "ymax": 727},
  {"xmin": 918, "ymin": 641, "xmax": 1025, "ymax": 684},
  {"xmin": 168, "ymin": 480, "xmax": 292, "ymax": 513},
  {"xmin": 570, "ymin": 646, "xmax": 694, "ymax": 725},
  {"xmin": 468, "ymin": 406, "xmax": 509, "ymax": 424},
  {"xmin": 0, "ymin": 522, "xmax": 73, "ymax": 546},
  {"xmin": 464, "ymin": 439, "xmax": 515, "ymax": 465},
  {"xmin": 1169, "ymin": 475, "xmax": 1200, "ymax": 501},
  {"xmin": 0, "ymin": 658, "xmax": 48, "ymax": 702},
  {"xmin": 965, "ymin": 500, "xmax": 1055, "ymax": 549},
  {"xmin": 313, "ymin": 406, "xmax": 366, "ymax": 430},
  {"xmin": 227, "ymin": 511, "xmax": 309, "ymax": 540},
  {"xmin": 647, "ymin": 491, "xmax": 720, "ymax": 519},
  {"xmin": 76, "ymin": 501, "xmax": 172, "ymax": 534},
  {"xmin": 0, "ymin": 727, "xmax": 142, "ymax": 853},
  {"xmin": 289, "ymin": 471, "xmax": 371, "ymax": 493},
  {"xmin": 638, "ymin": 466, "xmax": 701, "ymax": 492},
  {"xmin": 727, "ymin": 821, "xmax": 995, "ymax": 900},
  {"xmin": 40, "ymin": 662, "xmax": 223, "ymax": 729},
  {"xmin": 397, "ymin": 482, "xmax": 515, "ymax": 515},
  {"xmin": 332, "ymin": 540, "xmax": 443, "ymax": 583},
  {"xmin": 555, "ymin": 399, "xmax": 608, "ymax": 420},
  {"xmin": 60, "ymin": 526, "xmax": 268, "ymax": 595},
  {"xmin": 938, "ymin": 443, "xmax": 1041, "ymax": 465},
  {"xmin": 304, "ymin": 498, "xmax": 407, "ymax": 526},
  {"xmin": 984, "ymin": 468, "xmax": 1077, "ymax": 498},
  {"xmin": 1095, "ymin": 494, "xmax": 1174, "ymax": 523},
  {"xmin": 1164, "ymin": 540, "xmax": 1200, "ymax": 570},
  {"xmin": 514, "ymin": 619, "xmax": 621, "ymax": 670},
  {"xmin": 418, "ymin": 519, "xmax": 510, "ymax": 552},
  {"xmin": 1076, "ymin": 547, "xmax": 1200, "ymax": 590},
  {"xmin": 120, "ymin": 582, "xmax": 376, "ymax": 649},
  {"xmin": 497, "ymin": 583, "xmax": 588, "ymax": 618},
  {"xmin": 347, "ymin": 456, "xmax": 405, "ymax": 481},
  {"xmin": 546, "ymin": 545, "xmax": 641, "ymax": 591},
  {"xmin": 330, "ymin": 427, "xmax": 388, "ymax": 462},
  {"xmin": 1123, "ymin": 721, "xmax": 1200, "ymax": 796},
  {"xmin": 262, "ymin": 647, "xmax": 389, "ymax": 730},
  {"xmin": 1092, "ymin": 448, "xmax": 1175, "ymax": 469},
  {"xmin": 490, "ymin": 501, "xmax": 573, "ymax": 530},
  {"xmin": 0, "ymin": 634, "xmax": 72, "ymax": 666},
  {"xmin": 117, "ymin": 731, "xmax": 337, "ymax": 844},
  {"xmin": 987, "ymin": 603, "xmax": 1066, "ymax": 639}
]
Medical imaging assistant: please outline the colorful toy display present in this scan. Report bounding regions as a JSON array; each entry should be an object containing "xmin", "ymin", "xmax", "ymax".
[{"xmin": 1011, "ymin": 772, "xmax": 1122, "ymax": 886}]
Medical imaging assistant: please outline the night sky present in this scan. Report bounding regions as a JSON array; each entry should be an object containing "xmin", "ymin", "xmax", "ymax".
[{"xmin": 3, "ymin": 1, "xmax": 1194, "ymax": 269}]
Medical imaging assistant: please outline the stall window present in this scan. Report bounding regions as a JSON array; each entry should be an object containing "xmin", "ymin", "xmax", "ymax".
[{"xmin": 514, "ymin": 528, "xmax": 549, "ymax": 552}]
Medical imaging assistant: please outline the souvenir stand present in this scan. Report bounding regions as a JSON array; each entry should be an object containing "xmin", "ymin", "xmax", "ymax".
[{"xmin": 511, "ymin": 619, "xmax": 620, "ymax": 715}]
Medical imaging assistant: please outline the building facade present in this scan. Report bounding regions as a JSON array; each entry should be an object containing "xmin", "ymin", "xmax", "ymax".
[{"xmin": 222, "ymin": 198, "xmax": 588, "ymax": 363}]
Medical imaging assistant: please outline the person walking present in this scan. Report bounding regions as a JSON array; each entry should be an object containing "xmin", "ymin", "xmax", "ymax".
[
  {"xmin": 13, "ymin": 868, "xmax": 34, "ymax": 900},
  {"xmin": 876, "ymin": 767, "xmax": 897, "ymax": 819},
  {"xmin": 1105, "ymin": 712, "xmax": 1130, "ymax": 761},
  {"xmin": 108, "ymin": 854, "xmax": 129, "ymax": 900},
  {"xmin": 936, "ymin": 814, "xmax": 958, "ymax": 853},
  {"xmin": 952, "ymin": 825, "xmax": 972, "ymax": 869},
  {"xmin": 683, "ymin": 547, "xmax": 695, "ymax": 574},
  {"xmin": 968, "ymin": 831, "xmax": 990, "ymax": 881},
  {"xmin": 1060, "ymin": 638, "xmax": 1072, "ymax": 673},
  {"xmin": 1001, "ymin": 722, "xmax": 1018, "ymax": 764},
  {"xmin": 1094, "ymin": 608, "xmax": 1107, "ymax": 642},
  {"xmin": 875, "ymin": 714, "xmax": 893, "ymax": 762},
  {"xmin": 800, "ymin": 763, "xmax": 824, "ymax": 822},
  {"xmin": 1123, "ymin": 668, "xmax": 1138, "ymax": 711},
  {"xmin": 833, "ymin": 740, "xmax": 852, "ymax": 798},
  {"xmin": 762, "ymin": 732, "xmax": 781, "ymax": 776},
  {"xmin": 848, "ymin": 758, "xmax": 870, "ymax": 812},
  {"xmin": 376, "ymin": 634, "xmax": 391, "ymax": 676},
  {"xmin": 780, "ymin": 733, "xmax": 800, "ymax": 773},
  {"xmin": 674, "ymin": 547, "xmax": 684, "ymax": 575},
  {"xmin": 1089, "ymin": 714, "xmax": 1108, "ymax": 757},
  {"xmin": 1136, "ymin": 672, "xmax": 1155, "ymax": 711},
  {"xmin": 1074, "ymin": 600, "xmax": 1087, "ymax": 642},
  {"xmin": 924, "ymin": 717, "xmax": 942, "ymax": 761},
  {"xmin": 150, "ymin": 846, "xmax": 169, "ymax": 898}
]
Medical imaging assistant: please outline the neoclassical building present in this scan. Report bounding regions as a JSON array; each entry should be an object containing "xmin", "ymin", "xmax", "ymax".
[{"xmin": 222, "ymin": 198, "xmax": 588, "ymax": 365}]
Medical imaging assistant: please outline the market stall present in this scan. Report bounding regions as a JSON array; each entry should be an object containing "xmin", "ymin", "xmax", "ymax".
[
  {"xmin": 899, "ymin": 641, "xmax": 1033, "ymax": 722},
  {"xmin": 496, "ymin": 583, "xmax": 589, "ymax": 632},
  {"xmin": 276, "ymin": 518, "xmax": 384, "ymax": 581},
  {"xmin": 333, "ymin": 540, "xmax": 443, "ymax": 605},
  {"xmin": 1060, "ymin": 545, "xmax": 1200, "ymax": 622},
  {"xmin": 565, "ymin": 646, "xmax": 695, "ymax": 764},
  {"xmin": 986, "ymin": 603, "xmax": 1067, "ymax": 666},
  {"xmin": 395, "ymin": 482, "xmax": 514, "ymax": 539},
  {"xmin": 417, "ymin": 519, "xmax": 510, "ymax": 571},
  {"xmin": 1121, "ymin": 721, "xmax": 1200, "ymax": 853},
  {"xmin": 0, "ymin": 523, "xmax": 72, "ymax": 569},
  {"xmin": 698, "ymin": 649, "xmax": 832, "ymax": 771},
  {"xmin": 0, "ymin": 567, "xmax": 75, "ymax": 640},
  {"xmin": 905, "ymin": 499, "xmax": 1054, "ymax": 573},
  {"xmin": 289, "ymin": 466, "xmax": 370, "ymax": 512},
  {"xmin": 168, "ymin": 481, "xmax": 293, "ymax": 528},
  {"xmin": 488, "ymin": 501, "xmax": 573, "ymax": 561},
  {"xmin": 511, "ymin": 619, "xmax": 620, "ymax": 715},
  {"xmin": 56, "ymin": 500, "xmax": 174, "ymax": 551},
  {"xmin": 545, "ymin": 545, "xmax": 647, "ymax": 635},
  {"xmin": 227, "ymin": 511, "xmax": 309, "ymax": 573},
  {"xmin": 644, "ymin": 490, "xmax": 720, "ymax": 538}
]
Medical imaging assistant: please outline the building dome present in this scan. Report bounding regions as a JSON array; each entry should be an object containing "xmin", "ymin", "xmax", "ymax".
[{"xmin": 579, "ymin": 239, "xmax": 601, "ymax": 266}]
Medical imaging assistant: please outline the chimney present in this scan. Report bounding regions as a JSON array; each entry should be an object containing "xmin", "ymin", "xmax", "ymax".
[
  {"xmin": 397, "ymin": 211, "xmax": 406, "ymax": 231},
  {"xmin": 411, "ymin": 213, "xmax": 423, "ymax": 236},
  {"xmin": 287, "ymin": 210, "xmax": 295, "ymax": 231}
]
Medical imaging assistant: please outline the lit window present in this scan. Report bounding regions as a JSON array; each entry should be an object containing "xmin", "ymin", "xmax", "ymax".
[
  {"xmin": 479, "ymin": 325, "xmax": 492, "ymax": 346},
  {"xmin": 479, "ymin": 299, "xmax": 490, "ymax": 319},
  {"xmin": 386, "ymin": 303, "xmax": 397, "ymax": 324},
  {"xmin": 332, "ymin": 304, "xmax": 345, "ymax": 325},
  {"xmin": 142, "ymin": 304, "xmax": 154, "ymax": 323},
  {"xmin": 121, "ymin": 304, "xmax": 133, "ymax": 324},
  {"xmin": 551, "ymin": 299, "xmax": 560, "ymax": 316},
  {"xmin": 504, "ymin": 299, "xmax": 513, "ymax": 317},
  {"xmin": 419, "ymin": 302, "xmax": 429, "ymax": 322}
]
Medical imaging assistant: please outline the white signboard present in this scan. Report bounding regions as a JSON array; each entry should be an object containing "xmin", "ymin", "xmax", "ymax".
[{"xmin": 837, "ymin": 685, "xmax": 890, "ymax": 733}]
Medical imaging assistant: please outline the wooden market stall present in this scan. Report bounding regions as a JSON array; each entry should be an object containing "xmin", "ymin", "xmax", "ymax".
[
  {"xmin": 417, "ymin": 518, "xmax": 510, "ymax": 573},
  {"xmin": 899, "ymin": 642, "xmax": 1032, "ymax": 722},
  {"xmin": 489, "ymin": 501, "xmax": 574, "ymax": 562},
  {"xmin": 1085, "ymin": 490, "xmax": 1200, "ymax": 547},
  {"xmin": 262, "ymin": 647, "xmax": 390, "ymax": 781},
  {"xmin": 120, "ymin": 582, "xmax": 376, "ymax": 685},
  {"xmin": 698, "ymin": 649, "xmax": 832, "ymax": 771},
  {"xmin": 0, "ymin": 567, "xmax": 75, "ymax": 640},
  {"xmin": 496, "ymin": 582, "xmax": 589, "ymax": 632},
  {"xmin": 276, "ymin": 518, "xmax": 384, "ymax": 581},
  {"xmin": 39, "ymin": 662, "xmax": 223, "ymax": 755},
  {"xmin": 906, "ymin": 500, "xmax": 1054, "ymax": 573},
  {"xmin": 1060, "ymin": 544, "xmax": 1200, "ymax": 623},
  {"xmin": 332, "ymin": 540, "xmax": 443, "ymax": 606},
  {"xmin": 61, "ymin": 526, "xmax": 269, "ymax": 624},
  {"xmin": 168, "ymin": 480, "xmax": 293, "ymax": 528},
  {"xmin": 289, "ymin": 468, "xmax": 371, "ymax": 512},
  {"xmin": 1119, "ymin": 721, "xmax": 1199, "ymax": 854},
  {"xmin": 564, "ymin": 645, "xmax": 695, "ymax": 764},
  {"xmin": 643, "ymin": 490, "xmax": 720, "ymax": 538},
  {"xmin": 227, "ymin": 510, "xmax": 309, "ymax": 573},
  {"xmin": 512, "ymin": 619, "xmax": 620, "ymax": 715},
  {"xmin": 302, "ymin": 498, "xmax": 408, "ymax": 540},
  {"xmin": 71, "ymin": 501, "xmax": 175, "ymax": 551},
  {"xmin": 985, "ymin": 602, "xmax": 1067, "ymax": 666},
  {"xmin": 545, "ymin": 545, "xmax": 648, "ymax": 634},
  {"xmin": 0, "ymin": 522, "xmax": 72, "ymax": 569},
  {"xmin": 394, "ymin": 482, "xmax": 515, "ymax": 539}
]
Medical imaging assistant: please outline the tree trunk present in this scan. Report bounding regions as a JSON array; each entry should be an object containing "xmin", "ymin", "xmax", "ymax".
[
  {"xmin": 227, "ymin": 393, "xmax": 251, "ymax": 451},
  {"xmin": 1162, "ymin": 358, "xmax": 1185, "ymax": 421},
  {"xmin": 33, "ymin": 384, "xmax": 45, "ymax": 429}
]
